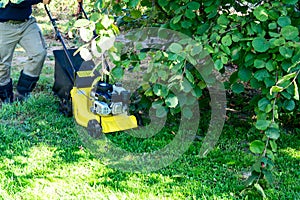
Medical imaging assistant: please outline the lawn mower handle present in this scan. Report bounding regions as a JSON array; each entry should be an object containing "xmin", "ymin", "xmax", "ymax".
[
  {"xmin": 44, "ymin": 4, "xmax": 76, "ymax": 83},
  {"xmin": 78, "ymin": 2, "xmax": 89, "ymax": 21}
]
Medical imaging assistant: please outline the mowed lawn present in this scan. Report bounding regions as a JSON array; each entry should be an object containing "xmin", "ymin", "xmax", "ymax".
[
  {"xmin": 0, "ymin": 76, "xmax": 299, "ymax": 199},
  {"xmin": 0, "ymin": 6, "xmax": 299, "ymax": 199}
]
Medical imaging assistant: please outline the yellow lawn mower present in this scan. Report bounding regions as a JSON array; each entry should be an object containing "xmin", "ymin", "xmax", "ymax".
[{"xmin": 45, "ymin": 5, "xmax": 138, "ymax": 137}]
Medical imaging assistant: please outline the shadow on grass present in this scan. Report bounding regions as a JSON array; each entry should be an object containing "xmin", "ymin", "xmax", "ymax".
[
  {"xmin": 0, "ymin": 89, "xmax": 299, "ymax": 199},
  {"xmin": 0, "ymin": 92, "xmax": 85, "ymax": 163}
]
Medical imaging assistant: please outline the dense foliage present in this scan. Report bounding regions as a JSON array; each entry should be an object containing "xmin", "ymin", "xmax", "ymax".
[{"xmin": 73, "ymin": 0, "xmax": 300, "ymax": 197}]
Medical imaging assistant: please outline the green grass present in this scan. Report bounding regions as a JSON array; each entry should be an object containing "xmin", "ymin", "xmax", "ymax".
[
  {"xmin": 1, "ymin": 6, "xmax": 299, "ymax": 198},
  {"xmin": 0, "ymin": 73, "xmax": 299, "ymax": 199}
]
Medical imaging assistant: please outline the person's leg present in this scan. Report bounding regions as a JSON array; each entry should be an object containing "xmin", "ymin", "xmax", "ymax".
[
  {"xmin": 16, "ymin": 17, "xmax": 47, "ymax": 98},
  {"xmin": 0, "ymin": 22, "xmax": 20, "ymax": 102}
]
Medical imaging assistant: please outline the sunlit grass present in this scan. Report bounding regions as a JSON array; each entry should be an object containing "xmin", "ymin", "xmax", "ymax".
[
  {"xmin": 1, "ymin": 7, "xmax": 299, "ymax": 197},
  {"xmin": 280, "ymin": 147, "xmax": 300, "ymax": 159},
  {"xmin": 0, "ymin": 89, "xmax": 299, "ymax": 199}
]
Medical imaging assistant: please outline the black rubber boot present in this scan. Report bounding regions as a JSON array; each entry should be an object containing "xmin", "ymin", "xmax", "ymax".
[
  {"xmin": 0, "ymin": 79, "xmax": 14, "ymax": 103},
  {"xmin": 15, "ymin": 70, "xmax": 39, "ymax": 101}
]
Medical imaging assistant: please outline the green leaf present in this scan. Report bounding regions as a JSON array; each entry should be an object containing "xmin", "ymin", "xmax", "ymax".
[
  {"xmin": 250, "ymin": 140, "xmax": 265, "ymax": 154},
  {"xmin": 277, "ymin": 16, "xmax": 291, "ymax": 27},
  {"xmin": 172, "ymin": 14, "xmax": 183, "ymax": 24},
  {"xmin": 152, "ymin": 99, "xmax": 164, "ymax": 109},
  {"xmin": 198, "ymin": 81, "xmax": 206, "ymax": 89},
  {"xmin": 182, "ymin": 106, "xmax": 193, "ymax": 119},
  {"xmin": 74, "ymin": 19, "xmax": 90, "ymax": 28},
  {"xmin": 281, "ymin": 25, "xmax": 299, "ymax": 40},
  {"xmin": 129, "ymin": 0, "xmax": 140, "ymax": 7},
  {"xmin": 266, "ymin": 152, "xmax": 274, "ymax": 164},
  {"xmin": 254, "ymin": 59, "xmax": 266, "ymax": 69},
  {"xmin": 252, "ymin": 37, "xmax": 270, "ymax": 53},
  {"xmin": 294, "ymin": 81, "xmax": 299, "ymax": 100},
  {"xmin": 287, "ymin": 60, "xmax": 300, "ymax": 72},
  {"xmin": 185, "ymin": 9, "xmax": 196, "ymax": 19},
  {"xmin": 245, "ymin": 174, "xmax": 259, "ymax": 186},
  {"xmin": 254, "ymin": 183, "xmax": 266, "ymax": 198},
  {"xmin": 221, "ymin": 55, "xmax": 228, "ymax": 64},
  {"xmin": 205, "ymin": 45, "xmax": 214, "ymax": 53},
  {"xmin": 181, "ymin": 20, "xmax": 192, "ymax": 29},
  {"xmin": 185, "ymin": 70, "xmax": 194, "ymax": 84},
  {"xmin": 238, "ymin": 68, "xmax": 252, "ymax": 82},
  {"xmin": 130, "ymin": 10, "xmax": 142, "ymax": 19},
  {"xmin": 217, "ymin": 15, "xmax": 229, "ymax": 26},
  {"xmin": 282, "ymin": 0, "xmax": 298, "ymax": 4},
  {"xmin": 221, "ymin": 35, "xmax": 232, "ymax": 46},
  {"xmin": 252, "ymin": 159, "xmax": 262, "ymax": 172},
  {"xmin": 277, "ymin": 72, "xmax": 297, "ymax": 85},
  {"xmin": 258, "ymin": 98, "xmax": 270, "ymax": 112},
  {"xmin": 264, "ymin": 77, "xmax": 276, "ymax": 88},
  {"xmin": 95, "ymin": 0, "xmax": 104, "ymax": 10},
  {"xmin": 155, "ymin": 105, "xmax": 168, "ymax": 118},
  {"xmin": 111, "ymin": 66, "xmax": 124, "ymax": 80},
  {"xmin": 158, "ymin": 70, "xmax": 168, "ymax": 81},
  {"xmin": 255, "ymin": 120, "xmax": 271, "ymax": 131},
  {"xmin": 191, "ymin": 45, "xmax": 202, "ymax": 56},
  {"xmin": 253, "ymin": 6, "xmax": 269, "ymax": 22},
  {"xmin": 220, "ymin": 44, "xmax": 231, "ymax": 55},
  {"xmin": 101, "ymin": 15, "xmax": 114, "ymax": 29},
  {"xmin": 229, "ymin": 71, "xmax": 238, "ymax": 84},
  {"xmin": 79, "ymin": 28, "xmax": 93, "ymax": 42},
  {"xmin": 266, "ymin": 61, "xmax": 276, "ymax": 72},
  {"xmin": 270, "ymin": 86, "xmax": 284, "ymax": 94},
  {"xmin": 153, "ymin": 84, "xmax": 168, "ymax": 98},
  {"xmin": 273, "ymin": 37, "xmax": 286, "ymax": 46},
  {"xmin": 281, "ymin": 91, "xmax": 292, "ymax": 99},
  {"xmin": 191, "ymin": 86, "xmax": 202, "ymax": 98},
  {"xmin": 270, "ymin": 140, "xmax": 277, "ymax": 152},
  {"xmin": 214, "ymin": 59, "xmax": 223, "ymax": 71},
  {"xmin": 165, "ymin": 94, "xmax": 179, "ymax": 108},
  {"xmin": 283, "ymin": 99, "xmax": 296, "ymax": 111},
  {"xmin": 197, "ymin": 22, "xmax": 210, "ymax": 35},
  {"xmin": 79, "ymin": 47, "xmax": 92, "ymax": 61},
  {"xmin": 232, "ymin": 82, "xmax": 244, "ymax": 94},
  {"xmin": 250, "ymin": 78, "xmax": 262, "ymax": 89},
  {"xmin": 181, "ymin": 79, "xmax": 193, "ymax": 93},
  {"xmin": 254, "ymin": 69, "xmax": 270, "ymax": 81},
  {"xmin": 269, "ymin": 32, "xmax": 281, "ymax": 38},
  {"xmin": 266, "ymin": 127, "xmax": 280, "ymax": 140},
  {"xmin": 204, "ymin": 4, "xmax": 216, "ymax": 13},
  {"xmin": 262, "ymin": 170, "xmax": 274, "ymax": 186},
  {"xmin": 158, "ymin": 0, "xmax": 168, "ymax": 7},
  {"xmin": 207, "ymin": 9, "xmax": 218, "ymax": 19},
  {"xmin": 187, "ymin": 1, "xmax": 200, "ymax": 10},
  {"xmin": 153, "ymin": 84, "xmax": 160, "ymax": 96},
  {"xmin": 279, "ymin": 46, "xmax": 294, "ymax": 58},
  {"xmin": 232, "ymin": 33, "xmax": 242, "ymax": 42},
  {"xmin": 169, "ymin": 43, "xmax": 183, "ymax": 54},
  {"xmin": 268, "ymin": 22, "xmax": 277, "ymax": 30}
]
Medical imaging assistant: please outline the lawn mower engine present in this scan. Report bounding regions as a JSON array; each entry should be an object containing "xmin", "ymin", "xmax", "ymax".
[
  {"xmin": 70, "ymin": 78, "xmax": 138, "ymax": 136},
  {"xmin": 90, "ymin": 81, "xmax": 131, "ymax": 116}
]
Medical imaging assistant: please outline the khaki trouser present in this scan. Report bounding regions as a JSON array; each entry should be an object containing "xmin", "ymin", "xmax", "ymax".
[{"xmin": 0, "ymin": 17, "xmax": 47, "ymax": 86}]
